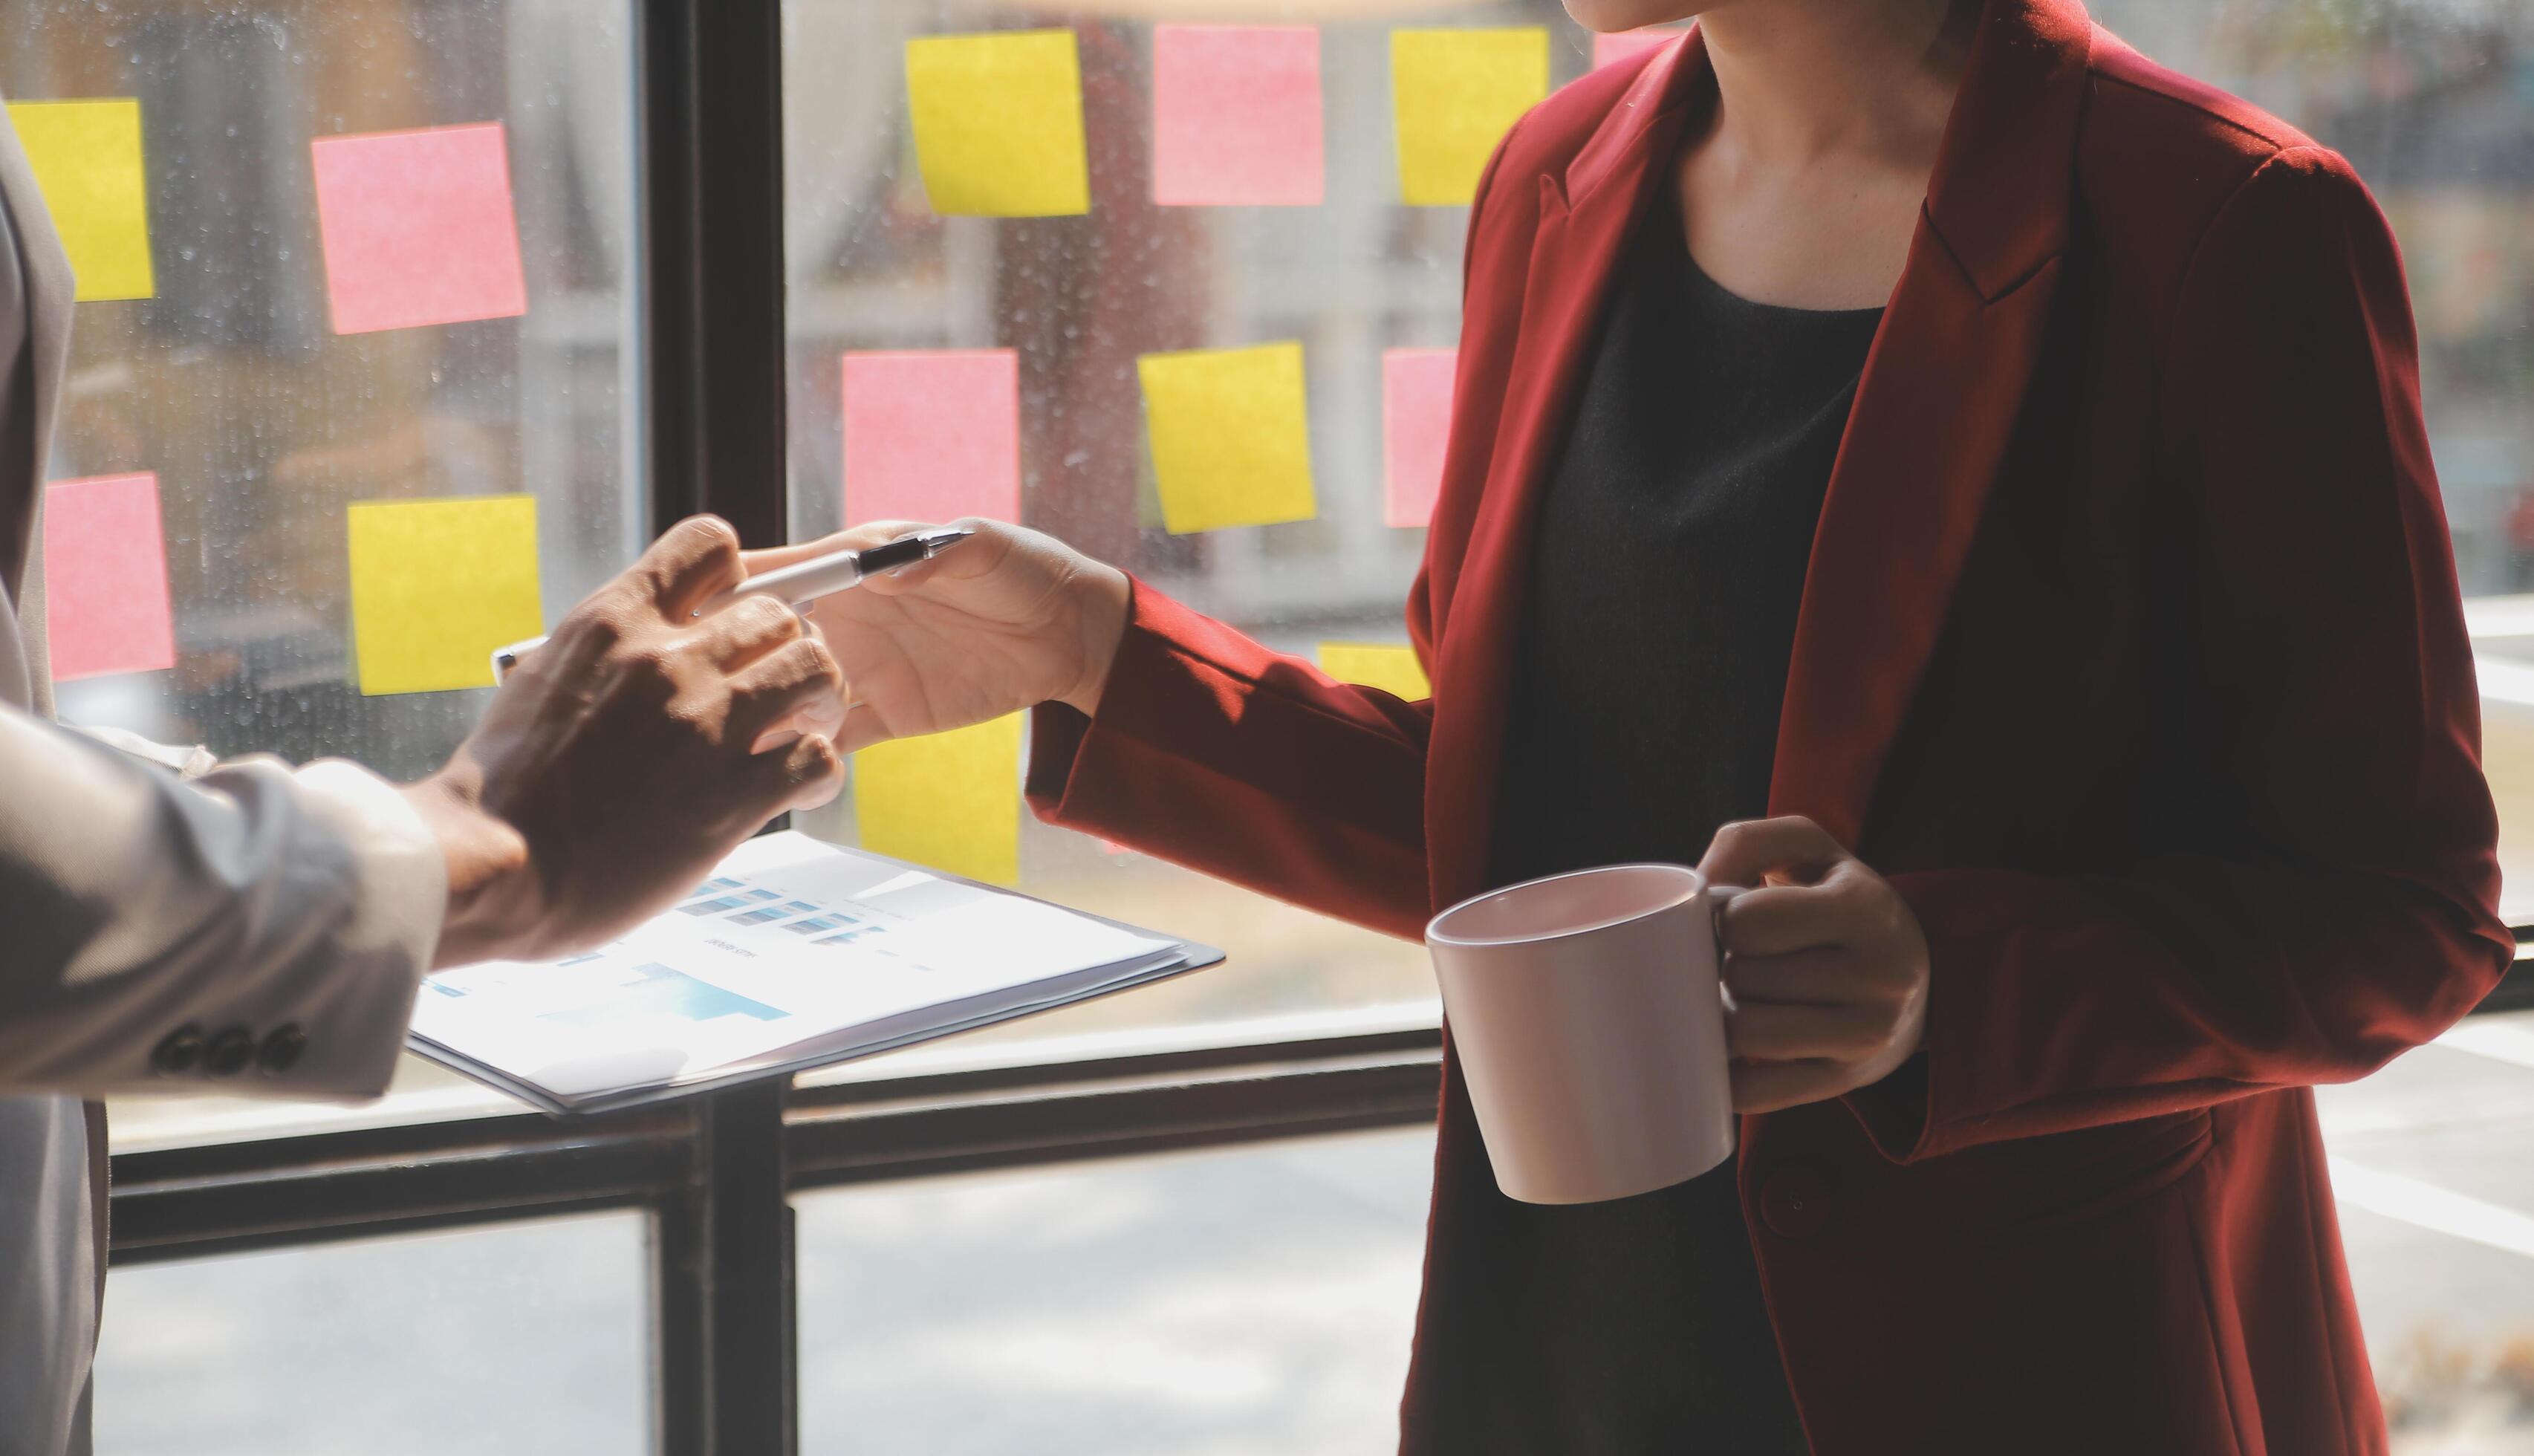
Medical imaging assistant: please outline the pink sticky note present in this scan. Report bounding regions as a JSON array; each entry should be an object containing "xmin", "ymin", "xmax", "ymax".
[
  {"xmin": 843, "ymin": 351, "xmax": 1022, "ymax": 524},
  {"xmin": 1594, "ymin": 30, "xmax": 1680, "ymax": 71},
  {"xmin": 311, "ymin": 121, "xmax": 529, "ymax": 335},
  {"xmin": 44, "ymin": 472, "xmax": 175, "ymax": 681},
  {"xmin": 1383, "ymin": 348, "xmax": 1457, "ymax": 528},
  {"xmin": 1151, "ymin": 25, "xmax": 1324, "ymax": 207}
]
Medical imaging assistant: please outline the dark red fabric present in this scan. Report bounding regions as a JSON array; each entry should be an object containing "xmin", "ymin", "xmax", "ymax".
[{"xmin": 1027, "ymin": 4, "xmax": 2512, "ymax": 1450}]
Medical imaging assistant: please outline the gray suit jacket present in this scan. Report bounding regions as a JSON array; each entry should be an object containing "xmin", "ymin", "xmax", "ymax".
[{"xmin": 0, "ymin": 103, "xmax": 446, "ymax": 1455}]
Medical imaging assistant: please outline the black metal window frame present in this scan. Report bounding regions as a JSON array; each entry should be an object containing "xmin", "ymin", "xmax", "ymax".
[
  {"xmin": 108, "ymin": 1027, "xmax": 1450, "ymax": 1453},
  {"xmin": 97, "ymin": 4, "xmax": 2534, "ymax": 1451}
]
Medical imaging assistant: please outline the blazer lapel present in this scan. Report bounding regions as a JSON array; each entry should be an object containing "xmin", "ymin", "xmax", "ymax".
[
  {"xmin": 1767, "ymin": 0, "xmax": 2096, "ymax": 849},
  {"xmin": 1425, "ymin": 34, "xmax": 1708, "ymax": 906}
]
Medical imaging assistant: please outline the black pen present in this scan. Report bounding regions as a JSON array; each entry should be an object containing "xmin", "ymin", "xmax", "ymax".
[{"xmin": 490, "ymin": 527, "xmax": 975, "ymax": 682}]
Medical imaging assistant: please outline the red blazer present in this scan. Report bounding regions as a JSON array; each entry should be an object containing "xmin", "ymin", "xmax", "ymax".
[{"xmin": 1029, "ymin": 1, "xmax": 2513, "ymax": 1449}]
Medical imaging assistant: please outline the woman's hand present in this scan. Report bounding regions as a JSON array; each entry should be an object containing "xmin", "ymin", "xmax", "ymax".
[
  {"xmin": 1698, "ymin": 816, "xmax": 1931, "ymax": 1114},
  {"xmin": 741, "ymin": 519, "xmax": 1131, "ymax": 754}
]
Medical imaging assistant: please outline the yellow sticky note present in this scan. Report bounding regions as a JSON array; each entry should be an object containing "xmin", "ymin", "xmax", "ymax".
[
  {"xmin": 1320, "ymin": 642, "xmax": 1431, "ymax": 701},
  {"xmin": 7, "ymin": 99, "xmax": 155, "ymax": 301},
  {"xmin": 905, "ymin": 30, "xmax": 1091, "ymax": 218},
  {"xmin": 855, "ymin": 714, "xmax": 1024, "ymax": 885},
  {"xmin": 1138, "ymin": 341, "xmax": 1317, "ymax": 534},
  {"xmin": 1391, "ymin": 29, "xmax": 1549, "ymax": 207},
  {"xmin": 346, "ymin": 495, "xmax": 542, "ymax": 695}
]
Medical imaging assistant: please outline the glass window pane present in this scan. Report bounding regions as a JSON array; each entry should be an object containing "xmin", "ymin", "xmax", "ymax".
[
  {"xmin": 92, "ymin": 1212, "xmax": 648, "ymax": 1454},
  {"xmin": 2082, "ymin": 4, "xmax": 2534, "ymax": 917},
  {"xmin": 781, "ymin": 1, "xmax": 1582, "ymax": 1064},
  {"xmin": 10, "ymin": 0, "xmax": 641, "ymax": 776},
  {"xmin": 2320, "ymin": 1009, "xmax": 2534, "ymax": 1452},
  {"xmin": 1, "ymin": 0, "xmax": 642, "ymax": 1135},
  {"xmin": 796, "ymin": 1128, "xmax": 1435, "ymax": 1454}
]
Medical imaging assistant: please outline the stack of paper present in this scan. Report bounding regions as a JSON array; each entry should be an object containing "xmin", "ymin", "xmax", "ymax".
[{"xmin": 409, "ymin": 832, "xmax": 1217, "ymax": 1115}]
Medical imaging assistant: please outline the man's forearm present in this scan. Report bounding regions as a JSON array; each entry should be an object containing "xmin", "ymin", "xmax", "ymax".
[
  {"xmin": 0, "ymin": 709, "xmax": 438, "ymax": 1099},
  {"xmin": 399, "ymin": 766, "xmax": 538, "ymax": 971}
]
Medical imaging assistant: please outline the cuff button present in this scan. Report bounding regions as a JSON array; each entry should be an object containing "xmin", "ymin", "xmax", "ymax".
[
  {"xmin": 204, "ymin": 1026, "xmax": 256, "ymax": 1078},
  {"xmin": 150, "ymin": 1025, "xmax": 206, "ymax": 1076},
  {"xmin": 256, "ymin": 1024, "xmax": 308, "ymax": 1076}
]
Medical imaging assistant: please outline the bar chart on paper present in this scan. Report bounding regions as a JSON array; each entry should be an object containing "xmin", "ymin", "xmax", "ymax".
[{"xmin": 410, "ymin": 833, "xmax": 1219, "ymax": 1114}]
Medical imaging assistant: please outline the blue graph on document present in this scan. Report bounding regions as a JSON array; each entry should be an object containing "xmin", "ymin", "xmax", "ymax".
[{"xmin": 539, "ymin": 962, "xmax": 784, "ymax": 1028}]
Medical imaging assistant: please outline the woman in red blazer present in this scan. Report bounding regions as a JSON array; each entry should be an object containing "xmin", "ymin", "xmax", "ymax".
[{"xmin": 772, "ymin": 0, "xmax": 2511, "ymax": 1449}]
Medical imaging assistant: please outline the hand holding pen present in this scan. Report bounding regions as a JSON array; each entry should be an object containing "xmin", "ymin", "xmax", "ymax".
[
  {"xmin": 735, "ymin": 518, "xmax": 1132, "ymax": 755},
  {"xmin": 492, "ymin": 526, "xmax": 976, "ymax": 682}
]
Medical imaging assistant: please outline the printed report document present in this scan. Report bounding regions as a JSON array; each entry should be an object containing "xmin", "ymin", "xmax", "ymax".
[{"xmin": 409, "ymin": 831, "xmax": 1220, "ymax": 1115}]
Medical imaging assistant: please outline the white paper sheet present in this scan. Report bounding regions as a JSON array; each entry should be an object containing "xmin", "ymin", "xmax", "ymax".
[{"xmin": 410, "ymin": 832, "xmax": 1179, "ymax": 1105}]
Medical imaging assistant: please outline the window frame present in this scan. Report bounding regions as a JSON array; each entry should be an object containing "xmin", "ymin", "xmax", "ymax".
[
  {"xmin": 93, "ymin": 2, "xmax": 2534, "ymax": 1452},
  {"xmin": 106, "ymin": 1026, "xmax": 1450, "ymax": 1455}
]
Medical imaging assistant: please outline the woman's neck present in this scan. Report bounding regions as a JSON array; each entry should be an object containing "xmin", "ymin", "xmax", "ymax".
[
  {"xmin": 1695, "ymin": 0, "xmax": 1974, "ymax": 172},
  {"xmin": 1648, "ymin": 0, "xmax": 1981, "ymax": 308}
]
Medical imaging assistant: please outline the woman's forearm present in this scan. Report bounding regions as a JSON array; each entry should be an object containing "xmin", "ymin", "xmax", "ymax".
[{"xmin": 1026, "ymin": 582, "xmax": 1439, "ymax": 940}]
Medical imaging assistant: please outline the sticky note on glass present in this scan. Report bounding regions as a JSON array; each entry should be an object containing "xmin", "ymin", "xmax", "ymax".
[
  {"xmin": 1391, "ymin": 29, "xmax": 1549, "ymax": 207},
  {"xmin": 1384, "ymin": 348, "xmax": 1456, "ymax": 528},
  {"xmin": 1138, "ymin": 342, "xmax": 1317, "ymax": 535},
  {"xmin": 855, "ymin": 713, "xmax": 1024, "ymax": 885},
  {"xmin": 843, "ymin": 351, "xmax": 1021, "ymax": 524},
  {"xmin": 7, "ymin": 100, "xmax": 155, "ymax": 302},
  {"xmin": 906, "ymin": 30, "xmax": 1091, "ymax": 218},
  {"xmin": 1320, "ymin": 643, "xmax": 1430, "ymax": 701},
  {"xmin": 1151, "ymin": 25, "xmax": 1323, "ymax": 207},
  {"xmin": 1594, "ymin": 30, "xmax": 1680, "ymax": 71},
  {"xmin": 311, "ymin": 121, "xmax": 529, "ymax": 335},
  {"xmin": 43, "ymin": 472, "xmax": 175, "ymax": 681},
  {"xmin": 346, "ymin": 495, "xmax": 542, "ymax": 695}
]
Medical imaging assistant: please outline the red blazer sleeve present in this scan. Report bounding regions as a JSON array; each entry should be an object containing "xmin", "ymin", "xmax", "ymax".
[
  {"xmin": 1026, "ymin": 583, "xmax": 1436, "ymax": 940},
  {"xmin": 1868, "ymin": 147, "xmax": 2515, "ymax": 1161}
]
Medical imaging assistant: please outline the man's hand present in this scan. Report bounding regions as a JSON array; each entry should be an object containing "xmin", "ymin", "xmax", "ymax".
[
  {"xmin": 401, "ymin": 516, "xmax": 847, "ymax": 968},
  {"xmin": 1698, "ymin": 816, "xmax": 1931, "ymax": 1114}
]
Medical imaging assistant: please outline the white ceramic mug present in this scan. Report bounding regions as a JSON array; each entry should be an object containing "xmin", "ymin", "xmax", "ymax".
[{"xmin": 1425, "ymin": 863, "xmax": 1738, "ymax": 1205}]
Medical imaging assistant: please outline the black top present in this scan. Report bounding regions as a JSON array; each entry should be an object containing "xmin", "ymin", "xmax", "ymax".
[{"xmin": 1427, "ymin": 195, "xmax": 1882, "ymax": 1452}]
